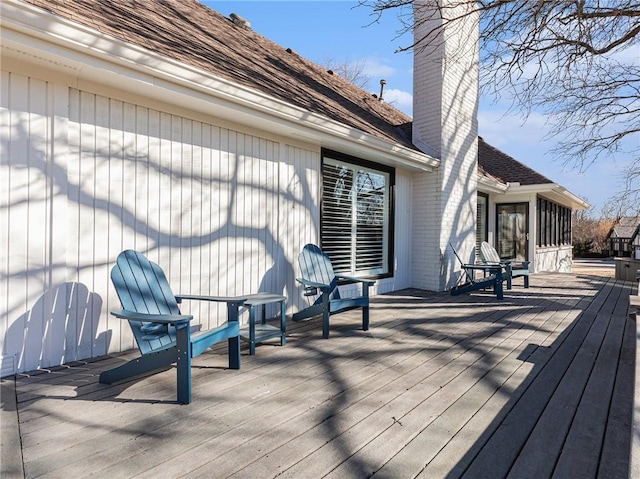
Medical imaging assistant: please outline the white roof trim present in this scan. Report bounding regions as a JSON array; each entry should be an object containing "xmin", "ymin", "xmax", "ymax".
[
  {"xmin": 477, "ymin": 172, "xmax": 508, "ymax": 193},
  {"xmin": 506, "ymin": 183, "xmax": 590, "ymax": 209},
  {"xmin": 2, "ymin": 0, "xmax": 439, "ymax": 172}
]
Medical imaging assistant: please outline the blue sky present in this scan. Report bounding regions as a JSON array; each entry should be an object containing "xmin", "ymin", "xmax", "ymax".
[{"xmin": 206, "ymin": 0, "xmax": 628, "ymax": 213}]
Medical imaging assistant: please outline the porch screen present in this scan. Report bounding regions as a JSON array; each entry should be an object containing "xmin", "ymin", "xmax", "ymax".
[
  {"xmin": 536, "ymin": 197, "xmax": 572, "ymax": 247},
  {"xmin": 321, "ymin": 152, "xmax": 393, "ymax": 277}
]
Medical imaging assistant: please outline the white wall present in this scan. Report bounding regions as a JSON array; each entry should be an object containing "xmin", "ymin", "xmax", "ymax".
[
  {"xmin": 535, "ymin": 246, "xmax": 573, "ymax": 273},
  {"xmin": 1, "ymin": 68, "xmax": 416, "ymax": 375},
  {"xmin": 633, "ymin": 235, "xmax": 640, "ymax": 260},
  {"xmin": 2, "ymin": 71, "xmax": 317, "ymax": 375},
  {"xmin": 412, "ymin": 0, "xmax": 479, "ymax": 291}
]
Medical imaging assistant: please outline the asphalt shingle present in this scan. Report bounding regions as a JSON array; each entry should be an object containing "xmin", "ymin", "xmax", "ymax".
[
  {"xmin": 23, "ymin": 0, "xmax": 416, "ymax": 150},
  {"xmin": 478, "ymin": 137, "xmax": 552, "ymax": 186}
]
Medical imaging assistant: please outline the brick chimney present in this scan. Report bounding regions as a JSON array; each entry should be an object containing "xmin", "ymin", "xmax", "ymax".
[{"xmin": 411, "ymin": 0, "xmax": 479, "ymax": 291}]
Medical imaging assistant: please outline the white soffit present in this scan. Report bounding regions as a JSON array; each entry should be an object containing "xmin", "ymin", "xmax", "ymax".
[
  {"xmin": 506, "ymin": 183, "xmax": 590, "ymax": 210},
  {"xmin": 1, "ymin": 0, "xmax": 439, "ymax": 173}
]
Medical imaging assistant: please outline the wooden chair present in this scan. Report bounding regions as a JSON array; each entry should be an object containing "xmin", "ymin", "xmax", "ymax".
[
  {"xmin": 99, "ymin": 250, "xmax": 245, "ymax": 404},
  {"xmin": 449, "ymin": 243, "xmax": 504, "ymax": 300},
  {"xmin": 291, "ymin": 244, "xmax": 375, "ymax": 338},
  {"xmin": 480, "ymin": 241, "xmax": 530, "ymax": 289}
]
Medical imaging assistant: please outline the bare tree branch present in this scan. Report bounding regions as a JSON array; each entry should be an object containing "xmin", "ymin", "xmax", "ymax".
[
  {"xmin": 322, "ymin": 57, "xmax": 372, "ymax": 90},
  {"xmin": 358, "ymin": 0, "xmax": 640, "ymax": 212}
]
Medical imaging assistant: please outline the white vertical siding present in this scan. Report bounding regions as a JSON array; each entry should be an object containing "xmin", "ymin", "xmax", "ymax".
[
  {"xmin": 2, "ymin": 69, "xmax": 417, "ymax": 375},
  {"xmin": 279, "ymin": 145, "xmax": 320, "ymax": 311},
  {"xmin": 397, "ymin": 172, "xmax": 414, "ymax": 289},
  {"xmin": 1, "ymin": 71, "xmax": 11, "ymax": 376},
  {"xmin": 1, "ymin": 73, "xmax": 68, "ymax": 374},
  {"xmin": 66, "ymin": 91, "xmax": 298, "ymax": 334},
  {"xmin": 1, "ymin": 74, "xmax": 325, "ymax": 374}
]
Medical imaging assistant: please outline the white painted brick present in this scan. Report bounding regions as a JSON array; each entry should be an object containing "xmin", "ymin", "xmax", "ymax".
[{"xmin": 411, "ymin": 0, "xmax": 479, "ymax": 291}]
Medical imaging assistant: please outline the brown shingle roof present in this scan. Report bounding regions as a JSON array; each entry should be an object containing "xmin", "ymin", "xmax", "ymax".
[
  {"xmin": 23, "ymin": 0, "xmax": 416, "ymax": 150},
  {"xmin": 478, "ymin": 137, "xmax": 552, "ymax": 186}
]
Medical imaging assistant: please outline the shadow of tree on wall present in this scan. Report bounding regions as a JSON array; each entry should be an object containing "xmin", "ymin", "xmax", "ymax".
[
  {"xmin": 3, "ymin": 282, "xmax": 110, "ymax": 375},
  {"xmin": 2, "ymin": 98, "xmax": 308, "ymax": 375}
]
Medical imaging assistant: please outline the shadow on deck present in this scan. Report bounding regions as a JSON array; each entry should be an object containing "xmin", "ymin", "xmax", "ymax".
[{"xmin": 1, "ymin": 273, "xmax": 637, "ymax": 478}]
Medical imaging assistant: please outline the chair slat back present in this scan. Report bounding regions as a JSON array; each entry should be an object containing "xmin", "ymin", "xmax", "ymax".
[
  {"xmin": 480, "ymin": 241, "xmax": 502, "ymax": 264},
  {"xmin": 111, "ymin": 250, "xmax": 178, "ymax": 354},
  {"xmin": 298, "ymin": 244, "xmax": 340, "ymax": 299}
]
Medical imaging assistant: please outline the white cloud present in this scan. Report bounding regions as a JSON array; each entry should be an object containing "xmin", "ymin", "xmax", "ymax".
[
  {"xmin": 362, "ymin": 58, "xmax": 397, "ymax": 79},
  {"xmin": 608, "ymin": 44, "xmax": 640, "ymax": 65},
  {"xmin": 382, "ymin": 88, "xmax": 413, "ymax": 115},
  {"xmin": 478, "ymin": 108, "xmax": 551, "ymax": 147},
  {"xmin": 357, "ymin": 56, "xmax": 413, "ymax": 114}
]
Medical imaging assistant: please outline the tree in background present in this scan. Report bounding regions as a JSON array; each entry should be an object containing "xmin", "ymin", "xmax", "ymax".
[
  {"xmin": 323, "ymin": 57, "xmax": 371, "ymax": 90},
  {"xmin": 358, "ymin": 0, "xmax": 639, "ymax": 211},
  {"xmin": 572, "ymin": 208, "xmax": 617, "ymax": 256}
]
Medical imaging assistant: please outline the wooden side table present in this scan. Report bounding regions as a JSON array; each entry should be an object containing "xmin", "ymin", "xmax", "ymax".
[{"xmin": 240, "ymin": 292, "xmax": 287, "ymax": 355}]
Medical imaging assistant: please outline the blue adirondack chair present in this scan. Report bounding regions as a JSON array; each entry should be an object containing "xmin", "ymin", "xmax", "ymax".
[
  {"xmin": 291, "ymin": 244, "xmax": 375, "ymax": 338},
  {"xmin": 99, "ymin": 250, "xmax": 245, "ymax": 404},
  {"xmin": 480, "ymin": 241, "xmax": 530, "ymax": 289},
  {"xmin": 449, "ymin": 242, "xmax": 505, "ymax": 300}
]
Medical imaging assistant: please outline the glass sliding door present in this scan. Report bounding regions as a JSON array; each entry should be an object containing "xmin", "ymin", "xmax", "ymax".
[{"xmin": 496, "ymin": 203, "xmax": 529, "ymax": 261}]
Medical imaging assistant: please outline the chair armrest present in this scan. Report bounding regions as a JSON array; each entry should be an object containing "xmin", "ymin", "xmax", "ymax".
[
  {"xmin": 508, "ymin": 261, "xmax": 530, "ymax": 269},
  {"xmin": 335, "ymin": 274, "xmax": 376, "ymax": 286},
  {"xmin": 110, "ymin": 309, "xmax": 193, "ymax": 324},
  {"xmin": 175, "ymin": 294, "xmax": 247, "ymax": 305},
  {"xmin": 295, "ymin": 278, "xmax": 331, "ymax": 290},
  {"xmin": 498, "ymin": 260, "xmax": 530, "ymax": 267},
  {"xmin": 480, "ymin": 260, "xmax": 505, "ymax": 267},
  {"xmin": 463, "ymin": 264, "xmax": 502, "ymax": 272}
]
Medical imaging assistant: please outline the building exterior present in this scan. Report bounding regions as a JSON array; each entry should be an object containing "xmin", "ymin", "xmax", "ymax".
[
  {"xmin": 607, "ymin": 217, "xmax": 640, "ymax": 257},
  {"xmin": 1, "ymin": 0, "xmax": 584, "ymax": 376},
  {"xmin": 476, "ymin": 138, "xmax": 587, "ymax": 273},
  {"xmin": 631, "ymin": 224, "xmax": 640, "ymax": 260}
]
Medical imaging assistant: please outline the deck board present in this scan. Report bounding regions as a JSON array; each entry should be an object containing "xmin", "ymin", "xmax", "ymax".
[
  {"xmin": 381, "ymin": 301, "xmax": 578, "ymax": 478},
  {"xmin": 3, "ymin": 273, "xmax": 637, "ymax": 479}
]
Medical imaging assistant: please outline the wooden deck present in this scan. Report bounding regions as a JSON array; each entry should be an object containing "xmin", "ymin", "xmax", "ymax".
[{"xmin": 2, "ymin": 272, "xmax": 637, "ymax": 478}]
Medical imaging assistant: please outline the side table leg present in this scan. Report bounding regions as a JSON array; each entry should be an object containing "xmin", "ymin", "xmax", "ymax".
[
  {"xmin": 280, "ymin": 300, "xmax": 286, "ymax": 346},
  {"xmin": 249, "ymin": 305, "xmax": 256, "ymax": 355}
]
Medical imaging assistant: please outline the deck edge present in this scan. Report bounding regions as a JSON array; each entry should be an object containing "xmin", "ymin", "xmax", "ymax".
[
  {"xmin": 1, "ymin": 376, "xmax": 25, "ymax": 478},
  {"xmin": 631, "ymin": 287, "xmax": 640, "ymax": 478}
]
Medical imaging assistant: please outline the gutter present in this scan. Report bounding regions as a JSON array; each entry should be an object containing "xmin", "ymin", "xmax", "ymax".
[
  {"xmin": 505, "ymin": 183, "xmax": 590, "ymax": 210},
  {"xmin": 477, "ymin": 172, "xmax": 508, "ymax": 194}
]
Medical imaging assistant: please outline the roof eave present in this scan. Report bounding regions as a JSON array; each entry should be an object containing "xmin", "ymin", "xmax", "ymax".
[
  {"xmin": 2, "ymin": 0, "xmax": 439, "ymax": 173},
  {"xmin": 506, "ymin": 183, "xmax": 590, "ymax": 210},
  {"xmin": 477, "ymin": 172, "xmax": 508, "ymax": 193}
]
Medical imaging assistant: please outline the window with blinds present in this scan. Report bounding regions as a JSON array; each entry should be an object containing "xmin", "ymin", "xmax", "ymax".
[{"xmin": 321, "ymin": 152, "xmax": 394, "ymax": 277}]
